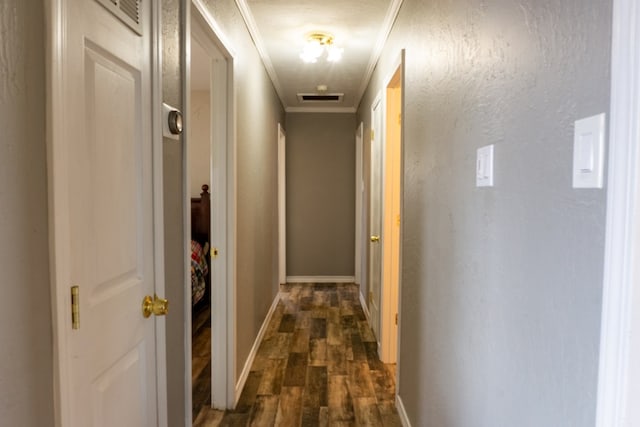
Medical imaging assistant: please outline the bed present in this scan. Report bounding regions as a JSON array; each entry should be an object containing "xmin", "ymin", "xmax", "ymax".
[{"xmin": 191, "ymin": 184, "xmax": 211, "ymax": 312}]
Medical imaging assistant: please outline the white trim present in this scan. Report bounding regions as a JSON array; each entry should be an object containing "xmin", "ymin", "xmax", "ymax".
[
  {"xmin": 380, "ymin": 51, "xmax": 404, "ymax": 364},
  {"xmin": 151, "ymin": 0, "xmax": 168, "ymax": 424},
  {"xmin": 233, "ymin": 0, "xmax": 286, "ymax": 106},
  {"xmin": 235, "ymin": 293, "xmax": 281, "ymax": 404},
  {"xmin": 359, "ymin": 290, "xmax": 371, "ymax": 324},
  {"xmin": 596, "ymin": 0, "xmax": 640, "ymax": 425},
  {"xmin": 192, "ymin": 0, "xmax": 235, "ymax": 58},
  {"xmin": 355, "ymin": 122, "xmax": 364, "ymax": 286},
  {"xmin": 278, "ymin": 124, "xmax": 287, "ymax": 285},
  {"xmin": 285, "ymin": 106, "xmax": 357, "ymax": 114},
  {"xmin": 285, "ymin": 276, "xmax": 356, "ymax": 283},
  {"xmin": 188, "ymin": 0, "xmax": 238, "ymax": 411},
  {"xmin": 46, "ymin": 1, "xmax": 70, "ymax": 424},
  {"xmin": 396, "ymin": 394, "xmax": 412, "ymax": 427},
  {"xmin": 354, "ymin": 0, "xmax": 404, "ymax": 109},
  {"xmin": 369, "ymin": 91, "xmax": 383, "ymax": 349},
  {"xmin": 182, "ymin": 2, "xmax": 193, "ymax": 424}
]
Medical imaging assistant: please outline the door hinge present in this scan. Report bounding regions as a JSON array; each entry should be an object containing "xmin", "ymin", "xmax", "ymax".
[
  {"xmin": 369, "ymin": 290, "xmax": 373, "ymax": 304},
  {"xmin": 395, "ymin": 313, "xmax": 398, "ymax": 325},
  {"xmin": 371, "ymin": 129, "xmax": 374, "ymax": 140},
  {"xmin": 71, "ymin": 286, "xmax": 80, "ymax": 330}
]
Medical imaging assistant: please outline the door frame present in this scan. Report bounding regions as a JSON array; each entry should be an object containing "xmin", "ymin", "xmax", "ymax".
[
  {"xmin": 355, "ymin": 122, "xmax": 366, "ymax": 287},
  {"xmin": 185, "ymin": 0, "xmax": 237, "ymax": 413},
  {"xmin": 380, "ymin": 51, "xmax": 404, "ymax": 364},
  {"xmin": 45, "ymin": 0, "xmax": 167, "ymax": 425},
  {"xmin": 369, "ymin": 92, "xmax": 384, "ymax": 346},
  {"xmin": 278, "ymin": 123, "xmax": 287, "ymax": 285},
  {"xmin": 596, "ymin": 0, "xmax": 640, "ymax": 425}
]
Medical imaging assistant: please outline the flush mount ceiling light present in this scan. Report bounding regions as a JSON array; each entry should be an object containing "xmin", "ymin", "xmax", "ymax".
[{"xmin": 300, "ymin": 32, "xmax": 344, "ymax": 63}]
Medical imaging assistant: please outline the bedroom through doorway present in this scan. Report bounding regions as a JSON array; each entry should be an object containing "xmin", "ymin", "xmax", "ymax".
[
  {"xmin": 189, "ymin": 33, "xmax": 215, "ymax": 421},
  {"xmin": 186, "ymin": 1, "xmax": 237, "ymax": 419}
]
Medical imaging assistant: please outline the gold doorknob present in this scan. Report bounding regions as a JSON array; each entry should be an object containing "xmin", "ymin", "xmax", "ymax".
[
  {"xmin": 142, "ymin": 294, "xmax": 169, "ymax": 318},
  {"xmin": 370, "ymin": 235, "xmax": 380, "ymax": 242}
]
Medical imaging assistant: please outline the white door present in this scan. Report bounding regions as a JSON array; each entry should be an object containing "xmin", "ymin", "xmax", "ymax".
[
  {"xmin": 278, "ymin": 123, "xmax": 287, "ymax": 285},
  {"xmin": 50, "ymin": 0, "xmax": 163, "ymax": 425},
  {"xmin": 355, "ymin": 123, "xmax": 364, "ymax": 287},
  {"xmin": 369, "ymin": 96, "xmax": 384, "ymax": 342}
]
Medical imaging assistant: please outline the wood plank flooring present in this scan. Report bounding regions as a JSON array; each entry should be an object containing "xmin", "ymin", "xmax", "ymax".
[{"xmin": 193, "ymin": 283, "xmax": 402, "ymax": 427}]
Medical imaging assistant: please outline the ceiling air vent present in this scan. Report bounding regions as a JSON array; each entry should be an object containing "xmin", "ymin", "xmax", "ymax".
[
  {"xmin": 96, "ymin": 0, "xmax": 143, "ymax": 35},
  {"xmin": 297, "ymin": 93, "xmax": 344, "ymax": 103}
]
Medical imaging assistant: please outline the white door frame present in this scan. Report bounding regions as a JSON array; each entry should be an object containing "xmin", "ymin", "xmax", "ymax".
[
  {"xmin": 46, "ymin": 1, "xmax": 167, "ymax": 426},
  {"xmin": 355, "ymin": 122, "xmax": 365, "ymax": 287},
  {"xmin": 596, "ymin": 0, "xmax": 640, "ymax": 425},
  {"xmin": 369, "ymin": 92, "xmax": 384, "ymax": 345},
  {"xmin": 278, "ymin": 123, "xmax": 287, "ymax": 285},
  {"xmin": 380, "ymin": 51, "xmax": 404, "ymax": 364},
  {"xmin": 186, "ymin": 0, "xmax": 237, "ymax": 413}
]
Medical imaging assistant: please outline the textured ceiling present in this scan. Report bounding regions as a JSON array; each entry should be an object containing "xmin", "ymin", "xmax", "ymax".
[{"xmin": 240, "ymin": 0, "xmax": 402, "ymax": 112}]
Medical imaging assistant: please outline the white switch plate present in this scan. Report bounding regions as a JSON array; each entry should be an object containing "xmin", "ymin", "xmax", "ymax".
[
  {"xmin": 476, "ymin": 144, "xmax": 494, "ymax": 187},
  {"xmin": 573, "ymin": 113, "xmax": 605, "ymax": 188}
]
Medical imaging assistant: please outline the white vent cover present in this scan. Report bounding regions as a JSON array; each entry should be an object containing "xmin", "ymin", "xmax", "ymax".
[
  {"xmin": 96, "ymin": 0, "xmax": 142, "ymax": 35},
  {"xmin": 297, "ymin": 93, "xmax": 344, "ymax": 103}
]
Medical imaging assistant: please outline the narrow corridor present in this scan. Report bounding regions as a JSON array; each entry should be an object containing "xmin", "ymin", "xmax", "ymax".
[{"xmin": 193, "ymin": 283, "xmax": 402, "ymax": 426}]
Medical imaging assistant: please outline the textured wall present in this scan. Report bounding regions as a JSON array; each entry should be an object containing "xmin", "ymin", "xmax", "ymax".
[
  {"xmin": 0, "ymin": 0, "xmax": 54, "ymax": 425},
  {"xmin": 357, "ymin": 0, "xmax": 612, "ymax": 425},
  {"xmin": 161, "ymin": 0, "xmax": 186, "ymax": 424},
  {"xmin": 189, "ymin": 90, "xmax": 211, "ymax": 197},
  {"xmin": 286, "ymin": 113, "xmax": 356, "ymax": 277},
  {"xmin": 201, "ymin": 0, "xmax": 285, "ymax": 381}
]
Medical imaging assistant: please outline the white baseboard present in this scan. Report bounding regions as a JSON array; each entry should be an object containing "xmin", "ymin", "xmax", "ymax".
[
  {"xmin": 396, "ymin": 394, "xmax": 412, "ymax": 427},
  {"xmin": 235, "ymin": 292, "xmax": 281, "ymax": 405},
  {"xmin": 285, "ymin": 276, "xmax": 355, "ymax": 283},
  {"xmin": 359, "ymin": 290, "xmax": 371, "ymax": 323}
]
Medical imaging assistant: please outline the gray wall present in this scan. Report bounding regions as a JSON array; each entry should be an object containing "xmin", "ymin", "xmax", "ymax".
[
  {"xmin": 286, "ymin": 113, "xmax": 356, "ymax": 277},
  {"xmin": 161, "ymin": 0, "xmax": 186, "ymax": 425},
  {"xmin": 0, "ymin": 0, "xmax": 54, "ymax": 425},
  {"xmin": 357, "ymin": 0, "xmax": 612, "ymax": 426},
  {"xmin": 189, "ymin": 90, "xmax": 211, "ymax": 197}
]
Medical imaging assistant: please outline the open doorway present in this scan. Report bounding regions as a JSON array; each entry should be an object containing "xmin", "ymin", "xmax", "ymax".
[
  {"xmin": 189, "ymin": 32, "xmax": 215, "ymax": 421},
  {"xmin": 186, "ymin": 0, "xmax": 237, "ymax": 422},
  {"xmin": 380, "ymin": 56, "xmax": 403, "ymax": 364},
  {"xmin": 368, "ymin": 52, "xmax": 404, "ymax": 368}
]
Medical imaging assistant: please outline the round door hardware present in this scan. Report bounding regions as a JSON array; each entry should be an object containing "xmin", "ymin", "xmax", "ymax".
[
  {"xmin": 142, "ymin": 294, "xmax": 169, "ymax": 318},
  {"xmin": 168, "ymin": 110, "xmax": 183, "ymax": 135}
]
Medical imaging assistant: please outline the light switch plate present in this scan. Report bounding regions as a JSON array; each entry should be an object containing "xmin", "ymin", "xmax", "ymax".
[
  {"xmin": 476, "ymin": 144, "xmax": 494, "ymax": 187},
  {"xmin": 573, "ymin": 113, "xmax": 605, "ymax": 188}
]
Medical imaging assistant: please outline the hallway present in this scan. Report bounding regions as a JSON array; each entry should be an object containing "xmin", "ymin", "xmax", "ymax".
[{"xmin": 193, "ymin": 283, "xmax": 402, "ymax": 426}]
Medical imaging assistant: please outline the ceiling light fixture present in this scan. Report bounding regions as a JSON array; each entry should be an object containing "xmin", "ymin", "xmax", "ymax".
[{"xmin": 300, "ymin": 32, "xmax": 344, "ymax": 64}]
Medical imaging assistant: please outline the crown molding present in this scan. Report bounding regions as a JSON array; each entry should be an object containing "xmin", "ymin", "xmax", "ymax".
[
  {"xmin": 285, "ymin": 106, "xmax": 357, "ymax": 114},
  {"xmin": 354, "ymin": 0, "xmax": 404, "ymax": 109},
  {"xmin": 234, "ymin": 0, "xmax": 287, "ymax": 107}
]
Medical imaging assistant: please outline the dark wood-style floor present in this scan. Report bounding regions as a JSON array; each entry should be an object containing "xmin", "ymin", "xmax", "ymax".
[{"xmin": 192, "ymin": 283, "xmax": 402, "ymax": 426}]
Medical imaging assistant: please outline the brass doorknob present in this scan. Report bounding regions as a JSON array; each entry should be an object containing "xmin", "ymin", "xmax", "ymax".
[
  {"xmin": 370, "ymin": 235, "xmax": 380, "ymax": 242},
  {"xmin": 142, "ymin": 294, "xmax": 169, "ymax": 318}
]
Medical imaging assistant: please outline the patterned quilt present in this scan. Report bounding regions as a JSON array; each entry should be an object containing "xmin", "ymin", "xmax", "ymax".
[{"xmin": 191, "ymin": 240, "xmax": 208, "ymax": 306}]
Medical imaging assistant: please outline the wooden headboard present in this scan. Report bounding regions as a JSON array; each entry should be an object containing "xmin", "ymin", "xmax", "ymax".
[{"xmin": 190, "ymin": 184, "xmax": 211, "ymax": 245}]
